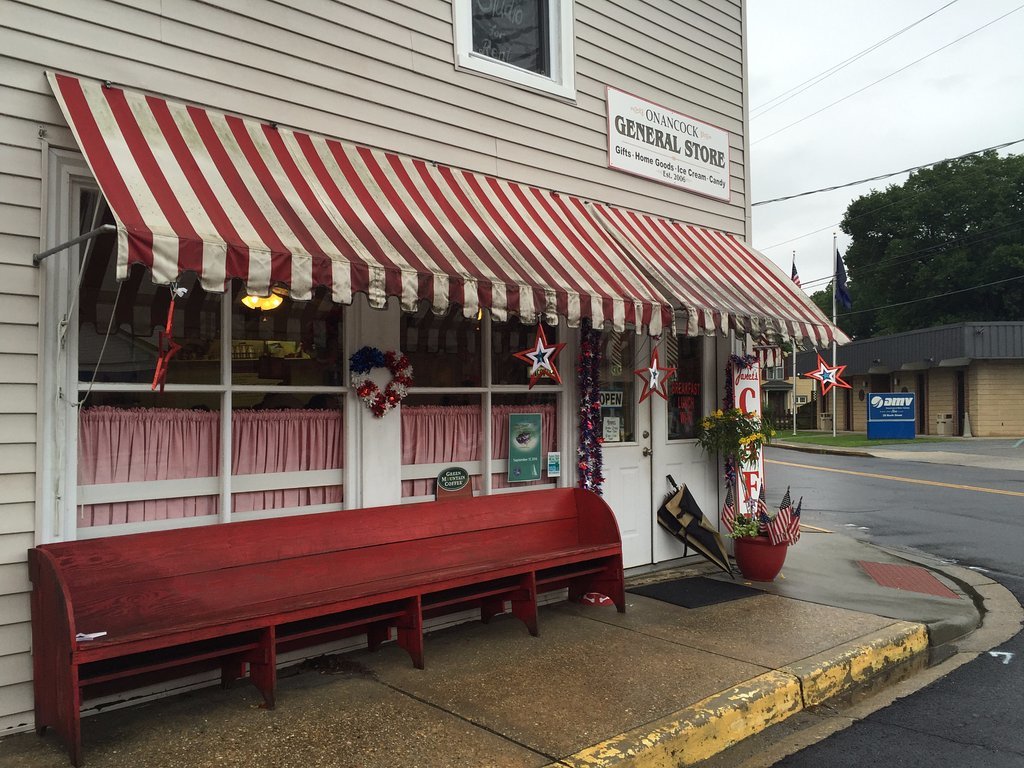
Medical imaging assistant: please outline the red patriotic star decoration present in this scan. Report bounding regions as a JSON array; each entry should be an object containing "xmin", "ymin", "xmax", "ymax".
[
  {"xmin": 513, "ymin": 323, "xmax": 566, "ymax": 388},
  {"xmin": 802, "ymin": 353, "xmax": 851, "ymax": 396},
  {"xmin": 634, "ymin": 347, "xmax": 676, "ymax": 403}
]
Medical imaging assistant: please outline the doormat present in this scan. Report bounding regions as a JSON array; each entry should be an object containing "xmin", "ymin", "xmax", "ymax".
[
  {"xmin": 856, "ymin": 561, "xmax": 960, "ymax": 600},
  {"xmin": 628, "ymin": 576, "xmax": 760, "ymax": 608}
]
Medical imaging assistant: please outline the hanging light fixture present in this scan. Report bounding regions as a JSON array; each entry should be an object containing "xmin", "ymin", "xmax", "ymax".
[{"xmin": 241, "ymin": 286, "xmax": 288, "ymax": 311}]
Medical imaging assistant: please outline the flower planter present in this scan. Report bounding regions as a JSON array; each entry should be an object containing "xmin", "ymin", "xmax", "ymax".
[{"xmin": 733, "ymin": 536, "xmax": 788, "ymax": 581}]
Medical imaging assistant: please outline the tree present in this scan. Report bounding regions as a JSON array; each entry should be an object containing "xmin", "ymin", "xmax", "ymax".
[{"xmin": 837, "ymin": 151, "xmax": 1024, "ymax": 337}]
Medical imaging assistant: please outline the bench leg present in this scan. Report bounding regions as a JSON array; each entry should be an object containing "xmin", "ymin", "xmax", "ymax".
[
  {"xmin": 367, "ymin": 621, "xmax": 391, "ymax": 651},
  {"xmin": 248, "ymin": 627, "xmax": 277, "ymax": 709},
  {"xmin": 512, "ymin": 573, "xmax": 539, "ymax": 636},
  {"xmin": 396, "ymin": 596, "xmax": 424, "ymax": 669},
  {"xmin": 480, "ymin": 597, "xmax": 506, "ymax": 624},
  {"xmin": 221, "ymin": 658, "xmax": 245, "ymax": 689},
  {"xmin": 569, "ymin": 557, "xmax": 626, "ymax": 614}
]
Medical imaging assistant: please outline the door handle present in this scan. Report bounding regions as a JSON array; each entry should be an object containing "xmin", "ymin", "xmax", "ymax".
[{"xmin": 642, "ymin": 447, "xmax": 652, "ymax": 457}]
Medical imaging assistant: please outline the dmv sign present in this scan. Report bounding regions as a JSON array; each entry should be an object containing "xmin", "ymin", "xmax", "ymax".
[{"xmin": 867, "ymin": 392, "xmax": 916, "ymax": 440}]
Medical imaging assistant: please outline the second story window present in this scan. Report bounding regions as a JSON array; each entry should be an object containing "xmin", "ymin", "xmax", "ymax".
[{"xmin": 454, "ymin": 0, "xmax": 576, "ymax": 99}]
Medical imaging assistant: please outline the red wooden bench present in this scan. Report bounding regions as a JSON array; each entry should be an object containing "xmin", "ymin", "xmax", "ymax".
[{"xmin": 28, "ymin": 488, "xmax": 625, "ymax": 766}]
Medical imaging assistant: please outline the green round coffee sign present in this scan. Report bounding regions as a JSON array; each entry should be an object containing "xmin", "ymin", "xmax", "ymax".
[{"xmin": 436, "ymin": 466, "xmax": 470, "ymax": 492}]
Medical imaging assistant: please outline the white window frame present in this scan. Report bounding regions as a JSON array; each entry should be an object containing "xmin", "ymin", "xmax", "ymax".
[
  {"xmin": 40, "ymin": 150, "xmax": 351, "ymax": 542},
  {"xmin": 452, "ymin": 0, "xmax": 576, "ymax": 99}
]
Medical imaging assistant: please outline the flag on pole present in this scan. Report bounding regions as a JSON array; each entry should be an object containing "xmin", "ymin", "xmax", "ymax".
[
  {"xmin": 720, "ymin": 483, "xmax": 736, "ymax": 533},
  {"xmin": 835, "ymin": 250, "xmax": 852, "ymax": 309},
  {"xmin": 756, "ymin": 485, "xmax": 771, "ymax": 533},
  {"xmin": 768, "ymin": 486, "xmax": 793, "ymax": 546},
  {"xmin": 789, "ymin": 497, "xmax": 803, "ymax": 543},
  {"xmin": 791, "ymin": 257, "xmax": 801, "ymax": 288}
]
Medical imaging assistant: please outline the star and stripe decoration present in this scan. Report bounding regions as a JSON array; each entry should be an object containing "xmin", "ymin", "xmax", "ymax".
[
  {"xmin": 514, "ymin": 323, "xmax": 566, "ymax": 388},
  {"xmin": 720, "ymin": 483, "xmax": 736, "ymax": 534},
  {"xmin": 634, "ymin": 347, "xmax": 676, "ymax": 403},
  {"xmin": 802, "ymin": 353, "xmax": 851, "ymax": 397}
]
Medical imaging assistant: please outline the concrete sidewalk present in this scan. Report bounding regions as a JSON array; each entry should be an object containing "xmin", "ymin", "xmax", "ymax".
[{"xmin": 3, "ymin": 531, "xmax": 1019, "ymax": 768}]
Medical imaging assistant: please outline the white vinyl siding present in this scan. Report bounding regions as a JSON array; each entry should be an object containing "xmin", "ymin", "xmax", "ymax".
[{"xmin": 0, "ymin": 0, "xmax": 747, "ymax": 734}]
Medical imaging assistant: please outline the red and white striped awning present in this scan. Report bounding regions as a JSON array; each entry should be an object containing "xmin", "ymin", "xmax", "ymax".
[
  {"xmin": 47, "ymin": 73, "xmax": 673, "ymax": 336},
  {"xmin": 591, "ymin": 204, "xmax": 849, "ymax": 348}
]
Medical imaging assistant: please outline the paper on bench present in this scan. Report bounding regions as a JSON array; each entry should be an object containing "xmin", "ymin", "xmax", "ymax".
[{"xmin": 75, "ymin": 632, "xmax": 107, "ymax": 641}]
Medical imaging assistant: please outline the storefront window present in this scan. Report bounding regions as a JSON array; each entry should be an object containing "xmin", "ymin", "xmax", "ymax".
[
  {"xmin": 401, "ymin": 393, "xmax": 483, "ymax": 498},
  {"xmin": 471, "ymin": 0, "xmax": 549, "ymax": 75},
  {"xmin": 667, "ymin": 336, "xmax": 703, "ymax": 440},
  {"xmin": 597, "ymin": 331, "xmax": 636, "ymax": 443},
  {"xmin": 402, "ymin": 303, "xmax": 482, "ymax": 387},
  {"xmin": 72, "ymin": 190, "xmax": 345, "ymax": 531}
]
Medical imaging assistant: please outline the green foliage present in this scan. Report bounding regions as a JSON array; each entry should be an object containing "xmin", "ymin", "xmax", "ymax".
[
  {"xmin": 837, "ymin": 151, "xmax": 1024, "ymax": 337},
  {"xmin": 695, "ymin": 408, "xmax": 775, "ymax": 462},
  {"xmin": 728, "ymin": 513, "xmax": 761, "ymax": 540}
]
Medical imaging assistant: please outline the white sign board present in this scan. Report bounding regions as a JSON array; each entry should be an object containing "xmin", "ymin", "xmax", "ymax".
[{"xmin": 607, "ymin": 87, "xmax": 730, "ymax": 201}]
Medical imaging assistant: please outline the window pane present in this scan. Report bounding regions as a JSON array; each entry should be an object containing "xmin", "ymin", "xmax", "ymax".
[
  {"xmin": 492, "ymin": 318, "xmax": 562, "ymax": 386},
  {"xmin": 472, "ymin": 0, "xmax": 549, "ymax": 75},
  {"xmin": 491, "ymin": 393, "xmax": 557, "ymax": 490},
  {"xmin": 78, "ymin": 226, "xmax": 220, "ymax": 386},
  {"xmin": 231, "ymin": 282, "xmax": 343, "ymax": 387},
  {"xmin": 231, "ymin": 401, "xmax": 343, "ymax": 514},
  {"xmin": 401, "ymin": 394, "xmax": 482, "ymax": 498},
  {"xmin": 402, "ymin": 303, "xmax": 482, "ymax": 387},
  {"xmin": 667, "ymin": 336, "xmax": 703, "ymax": 440},
  {"xmin": 598, "ymin": 331, "xmax": 636, "ymax": 443},
  {"xmin": 77, "ymin": 398, "xmax": 220, "ymax": 528}
]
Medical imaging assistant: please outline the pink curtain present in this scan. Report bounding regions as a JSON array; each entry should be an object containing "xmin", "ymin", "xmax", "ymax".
[
  {"xmin": 232, "ymin": 409, "xmax": 343, "ymax": 512},
  {"xmin": 77, "ymin": 407, "xmax": 344, "ymax": 526},
  {"xmin": 77, "ymin": 407, "xmax": 220, "ymax": 526},
  {"xmin": 400, "ymin": 404, "xmax": 557, "ymax": 497},
  {"xmin": 401, "ymin": 405, "xmax": 482, "ymax": 497}
]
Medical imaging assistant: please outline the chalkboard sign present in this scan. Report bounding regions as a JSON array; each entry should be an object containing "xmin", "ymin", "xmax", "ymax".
[{"xmin": 472, "ymin": 0, "xmax": 549, "ymax": 75}]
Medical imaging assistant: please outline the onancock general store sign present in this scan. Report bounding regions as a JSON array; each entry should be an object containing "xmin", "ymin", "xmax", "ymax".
[{"xmin": 606, "ymin": 86, "xmax": 731, "ymax": 201}]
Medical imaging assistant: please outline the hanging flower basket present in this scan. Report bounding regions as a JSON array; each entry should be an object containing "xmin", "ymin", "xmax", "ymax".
[{"xmin": 695, "ymin": 408, "xmax": 774, "ymax": 461}]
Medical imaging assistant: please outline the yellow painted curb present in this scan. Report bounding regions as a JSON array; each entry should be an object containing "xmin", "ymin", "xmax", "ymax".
[
  {"xmin": 548, "ymin": 671, "xmax": 803, "ymax": 768},
  {"xmin": 781, "ymin": 621, "xmax": 929, "ymax": 707},
  {"xmin": 544, "ymin": 622, "xmax": 930, "ymax": 768}
]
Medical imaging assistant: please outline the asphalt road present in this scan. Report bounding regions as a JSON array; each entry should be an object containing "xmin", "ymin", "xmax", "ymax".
[{"xmin": 757, "ymin": 446, "xmax": 1024, "ymax": 768}]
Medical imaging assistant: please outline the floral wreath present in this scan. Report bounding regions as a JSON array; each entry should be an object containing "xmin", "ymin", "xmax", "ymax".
[{"xmin": 349, "ymin": 346, "xmax": 414, "ymax": 418}]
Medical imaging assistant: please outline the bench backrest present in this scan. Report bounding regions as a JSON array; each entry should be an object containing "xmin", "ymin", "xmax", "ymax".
[{"xmin": 34, "ymin": 489, "xmax": 621, "ymax": 631}]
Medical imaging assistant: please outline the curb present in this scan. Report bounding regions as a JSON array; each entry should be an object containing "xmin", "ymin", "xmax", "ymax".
[
  {"xmin": 543, "ymin": 621, "xmax": 929, "ymax": 768},
  {"xmin": 771, "ymin": 442, "xmax": 875, "ymax": 459}
]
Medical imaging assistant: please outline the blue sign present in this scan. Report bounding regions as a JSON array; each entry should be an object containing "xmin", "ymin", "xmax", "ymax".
[{"xmin": 867, "ymin": 392, "xmax": 916, "ymax": 439}]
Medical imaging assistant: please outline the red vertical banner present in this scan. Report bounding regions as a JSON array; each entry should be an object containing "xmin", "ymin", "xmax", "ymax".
[{"xmin": 733, "ymin": 362, "xmax": 763, "ymax": 509}]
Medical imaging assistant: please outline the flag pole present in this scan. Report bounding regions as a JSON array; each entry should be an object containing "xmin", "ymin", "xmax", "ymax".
[
  {"xmin": 792, "ymin": 251, "xmax": 798, "ymax": 437},
  {"xmin": 832, "ymin": 233, "xmax": 838, "ymax": 438}
]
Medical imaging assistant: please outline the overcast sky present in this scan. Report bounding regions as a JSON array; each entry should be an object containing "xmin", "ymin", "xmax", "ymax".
[{"xmin": 746, "ymin": 0, "xmax": 1024, "ymax": 298}]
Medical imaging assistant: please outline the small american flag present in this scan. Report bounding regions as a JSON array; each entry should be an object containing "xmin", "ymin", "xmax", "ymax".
[
  {"xmin": 791, "ymin": 257, "xmax": 801, "ymax": 288},
  {"xmin": 768, "ymin": 486, "xmax": 793, "ymax": 545},
  {"xmin": 789, "ymin": 497, "xmax": 803, "ymax": 543},
  {"xmin": 756, "ymin": 485, "xmax": 771, "ymax": 532},
  {"xmin": 720, "ymin": 483, "xmax": 736, "ymax": 533}
]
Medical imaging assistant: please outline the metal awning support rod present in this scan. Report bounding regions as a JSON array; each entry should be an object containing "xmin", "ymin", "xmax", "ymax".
[{"xmin": 33, "ymin": 224, "xmax": 116, "ymax": 266}]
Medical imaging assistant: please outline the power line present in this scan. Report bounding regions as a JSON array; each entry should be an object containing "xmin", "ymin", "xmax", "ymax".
[
  {"xmin": 797, "ymin": 217, "xmax": 1024, "ymax": 290},
  {"xmin": 752, "ymin": 138, "xmax": 1024, "ymax": 207},
  {"xmin": 837, "ymin": 273, "xmax": 1024, "ymax": 317},
  {"xmin": 751, "ymin": 1, "xmax": 959, "ymax": 119},
  {"xmin": 751, "ymin": 3, "xmax": 1024, "ymax": 146}
]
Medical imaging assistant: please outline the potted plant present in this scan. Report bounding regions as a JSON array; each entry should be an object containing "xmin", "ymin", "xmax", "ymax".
[
  {"xmin": 727, "ymin": 510, "xmax": 788, "ymax": 582},
  {"xmin": 696, "ymin": 408, "xmax": 792, "ymax": 581}
]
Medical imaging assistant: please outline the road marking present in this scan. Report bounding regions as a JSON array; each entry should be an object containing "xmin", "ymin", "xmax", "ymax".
[
  {"xmin": 989, "ymin": 651, "xmax": 1014, "ymax": 664},
  {"xmin": 767, "ymin": 458, "xmax": 1024, "ymax": 498}
]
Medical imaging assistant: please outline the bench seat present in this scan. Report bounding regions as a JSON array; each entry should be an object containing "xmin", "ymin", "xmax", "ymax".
[{"xmin": 30, "ymin": 488, "xmax": 625, "ymax": 766}]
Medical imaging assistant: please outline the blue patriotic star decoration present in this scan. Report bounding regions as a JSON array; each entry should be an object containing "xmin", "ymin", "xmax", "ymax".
[
  {"xmin": 802, "ymin": 353, "xmax": 851, "ymax": 397},
  {"xmin": 634, "ymin": 347, "xmax": 676, "ymax": 403},
  {"xmin": 513, "ymin": 323, "xmax": 567, "ymax": 388}
]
